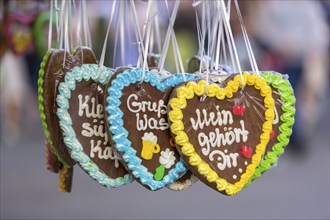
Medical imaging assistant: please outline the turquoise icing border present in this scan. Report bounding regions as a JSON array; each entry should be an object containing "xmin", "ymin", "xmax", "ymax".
[
  {"xmin": 56, "ymin": 64, "xmax": 134, "ymax": 188},
  {"xmin": 106, "ymin": 69, "xmax": 198, "ymax": 190}
]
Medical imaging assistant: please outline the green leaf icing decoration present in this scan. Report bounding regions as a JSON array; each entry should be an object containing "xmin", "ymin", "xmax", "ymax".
[{"xmin": 154, "ymin": 164, "xmax": 165, "ymax": 181}]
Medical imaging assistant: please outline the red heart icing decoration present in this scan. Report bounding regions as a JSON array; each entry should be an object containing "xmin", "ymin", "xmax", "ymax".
[
  {"xmin": 269, "ymin": 130, "xmax": 275, "ymax": 140},
  {"xmin": 240, "ymin": 145, "xmax": 252, "ymax": 158},
  {"xmin": 232, "ymin": 105, "xmax": 245, "ymax": 116}
]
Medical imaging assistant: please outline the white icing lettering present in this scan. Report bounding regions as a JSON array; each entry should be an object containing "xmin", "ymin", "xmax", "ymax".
[
  {"xmin": 78, "ymin": 94, "xmax": 104, "ymax": 119},
  {"xmin": 81, "ymin": 122, "xmax": 108, "ymax": 144},
  {"xmin": 209, "ymin": 150, "xmax": 239, "ymax": 171},
  {"xmin": 190, "ymin": 107, "xmax": 233, "ymax": 130},
  {"xmin": 78, "ymin": 94, "xmax": 119, "ymax": 168},
  {"xmin": 191, "ymin": 106, "xmax": 250, "ymax": 172},
  {"xmin": 90, "ymin": 140, "xmax": 119, "ymax": 168},
  {"xmin": 127, "ymin": 94, "xmax": 168, "ymax": 131}
]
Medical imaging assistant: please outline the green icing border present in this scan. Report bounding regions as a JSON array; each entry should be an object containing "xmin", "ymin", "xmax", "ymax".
[
  {"xmin": 245, "ymin": 71, "xmax": 296, "ymax": 186},
  {"xmin": 37, "ymin": 49, "xmax": 70, "ymax": 167}
]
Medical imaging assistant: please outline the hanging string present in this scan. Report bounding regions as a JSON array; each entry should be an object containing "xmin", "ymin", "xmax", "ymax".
[
  {"xmin": 76, "ymin": 0, "xmax": 82, "ymax": 47},
  {"xmin": 112, "ymin": 10, "xmax": 120, "ymax": 67},
  {"xmin": 219, "ymin": 0, "xmax": 244, "ymax": 88},
  {"xmin": 98, "ymin": 0, "xmax": 117, "ymax": 74},
  {"xmin": 154, "ymin": 12, "xmax": 161, "ymax": 54},
  {"xmin": 130, "ymin": 0, "xmax": 145, "ymax": 68},
  {"xmin": 214, "ymin": 10, "xmax": 223, "ymax": 71},
  {"xmin": 193, "ymin": 1, "xmax": 202, "ymax": 59},
  {"xmin": 58, "ymin": 0, "xmax": 66, "ymax": 50},
  {"xmin": 149, "ymin": 23, "xmax": 154, "ymax": 53},
  {"xmin": 81, "ymin": 0, "xmax": 91, "ymax": 47},
  {"xmin": 55, "ymin": 0, "xmax": 60, "ymax": 43},
  {"xmin": 63, "ymin": 0, "xmax": 70, "ymax": 67},
  {"xmin": 119, "ymin": 1, "xmax": 125, "ymax": 66},
  {"xmin": 141, "ymin": 0, "xmax": 159, "ymax": 82},
  {"xmin": 164, "ymin": 0, "xmax": 185, "ymax": 76},
  {"xmin": 48, "ymin": 0, "xmax": 54, "ymax": 50},
  {"xmin": 158, "ymin": 0, "xmax": 180, "ymax": 75},
  {"xmin": 69, "ymin": 0, "xmax": 73, "ymax": 50},
  {"xmin": 234, "ymin": 0, "xmax": 259, "ymax": 75},
  {"xmin": 141, "ymin": 17, "xmax": 152, "ymax": 80}
]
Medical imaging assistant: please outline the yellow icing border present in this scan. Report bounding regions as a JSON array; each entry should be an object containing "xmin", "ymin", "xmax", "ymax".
[{"xmin": 168, "ymin": 73, "xmax": 275, "ymax": 195}]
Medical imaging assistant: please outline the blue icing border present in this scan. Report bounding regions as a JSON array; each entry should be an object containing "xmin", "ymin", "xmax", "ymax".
[
  {"xmin": 106, "ymin": 68, "xmax": 198, "ymax": 190},
  {"xmin": 56, "ymin": 64, "xmax": 134, "ymax": 189}
]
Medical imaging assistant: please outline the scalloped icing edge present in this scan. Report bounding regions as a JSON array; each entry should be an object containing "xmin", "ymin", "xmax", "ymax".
[
  {"xmin": 106, "ymin": 69, "xmax": 198, "ymax": 190},
  {"xmin": 168, "ymin": 72, "xmax": 275, "ymax": 196},
  {"xmin": 56, "ymin": 64, "xmax": 134, "ymax": 188},
  {"xmin": 37, "ymin": 49, "xmax": 71, "ymax": 167},
  {"xmin": 244, "ymin": 71, "xmax": 296, "ymax": 186}
]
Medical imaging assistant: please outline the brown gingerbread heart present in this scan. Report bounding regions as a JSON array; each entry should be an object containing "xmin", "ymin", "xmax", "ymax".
[
  {"xmin": 66, "ymin": 69, "xmax": 129, "ymax": 181},
  {"xmin": 38, "ymin": 47, "xmax": 97, "ymax": 167},
  {"xmin": 56, "ymin": 64, "xmax": 133, "ymax": 188},
  {"xmin": 244, "ymin": 72, "xmax": 296, "ymax": 186},
  {"xmin": 104, "ymin": 69, "xmax": 198, "ymax": 190},
  {"xmin": 168, "ymin": 72, "xmax": 275, "ymax": 195}
]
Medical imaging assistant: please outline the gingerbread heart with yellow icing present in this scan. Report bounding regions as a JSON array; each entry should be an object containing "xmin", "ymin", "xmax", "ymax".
[{"xmin": 168, "ymin": 72, "xmax": 275, "ymax": 196}]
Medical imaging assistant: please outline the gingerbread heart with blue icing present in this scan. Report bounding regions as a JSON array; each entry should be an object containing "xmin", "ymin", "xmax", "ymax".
[
  {"xmin": 56, "ymin": 64, "xmax": 133, "ymax": 188},
  {"xmin": 168, "ymin": 72, "xmax": 275, "ymax": 195},
  {"xmin": 105, "ymin": 68, "xmax": 199, "ymax": 190}
]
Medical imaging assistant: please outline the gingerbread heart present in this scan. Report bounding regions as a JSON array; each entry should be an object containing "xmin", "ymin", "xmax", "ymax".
[
  {"xmin": 56, "ymin": 64, "xmax": 133, "ymax": 188},
  {"xmin": 244, "ymin": 71, "xmax": 296, "ymax": 186},
  {"xmin": 38, "ymin": 47, "xmax": 97, "ymax": 167},
  {"xmin": 45, "ymin": 139, "xmax": 61, "ymax": 173},
  {"xmin": 168, "ymin": 72, "xmax": 275, "ymax": 196},
  {"xmin": 105, "ymin": 69, "xmax": 198, "ymax": 190},
  {"xmin": 4, "ymin": 12, "xmax": 36, "ymax": 55}
]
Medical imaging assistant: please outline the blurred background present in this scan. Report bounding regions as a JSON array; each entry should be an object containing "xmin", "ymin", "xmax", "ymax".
[{"xmin": 1, "ymin": 0, "xmax": 329, "ymax": 219}]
